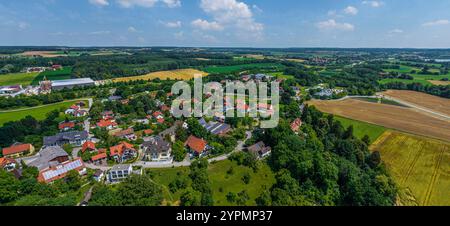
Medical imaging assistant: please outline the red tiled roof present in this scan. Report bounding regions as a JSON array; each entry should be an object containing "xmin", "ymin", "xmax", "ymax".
[
  {"xmin": 2, "ymin": 144, "xmax": 33, "ymax": 156},
  {"xmin": 59, "ymin": 122, "xmax": 75, "ymax": 130},
  {"xmin": 70, "ymin": 105, "xmax": 80, "ymax": 110},
  {"xmin": 37, "ymin": 158, "xmax": 85, "ymax": 183},
  {"xmin": 82, "ymin": 141, "xmax": 96, "ymax": 153},
  {"xmin": 0, "ymin": 157, "xmax": 17, "ymax": 168},
  {"xmin": 109, "ymin": 142, "xmax": 135, "ymax": 157},
  {"xmin": 98, "ymin": 148, "xmax": 107, "ymax": 154},
  {"xmin": 97, "ymin": 119, "xmax": 117, "ymax": 128},
  {"xmin": 152, "ymin": 111, "xmax": 163, "ymax": 117},
  {"xmin": 144, "ymin": 129, "xmax": 154, "ymax": 135},
  {"xmin": 113, "ymin": 128, "xmax": 134, "ymax": 137},
  {"xmin": 290, "ymin": 118, "xmax": 302, "ymax": 132},
  {"xmin": 157, "ymin": 118, "xmax": 165, "ymax": 124},
  {"xmin": 185, "ymin": 135, "xmax": 207, "ymax": 154},
  {"xmin": 91, "ymin": 153, "xmax": 107, "ymax": 161}
]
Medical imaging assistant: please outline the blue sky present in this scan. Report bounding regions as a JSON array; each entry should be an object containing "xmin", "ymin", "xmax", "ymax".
[{"xmin": 1, "ymin": 0, "xmax": 450, "ymax": 48}]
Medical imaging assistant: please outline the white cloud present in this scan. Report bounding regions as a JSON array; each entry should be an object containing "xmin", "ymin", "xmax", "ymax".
[
  {"xmin": 197, "ymin": 0, "xmax": 264, "ymax": 39},
  {"xmin": 191, "ymin": 19, "xmax": 223, "ymax": 31},
  {"xmin": 389, "ymin": 28, "xmax": 403, "ymax": 34},
  {"xmin": 89, "ymin": 0, "xmax": 109, "ymax": 6},
  {"xmin": 316, "ymin": 19, "xmax": 355, "ymax": 31},
  {"xmin": 18, "ymin": 22, "xmax": 29, "ymax": 30},
  {"xmin": 128, "ymin": 26, "xmax": 138, "ymax": 32},
  {"xmin": 422, "ymin": 19, "xmax": 450, "ymax": 27},
  {"xmin": 163, "ymin": 20, "xmax": 182, "ymax": 28},
  {"xmin": 162, "ymin": 0, "xmax": 181, "ymax": 8},
  {"xmin": 362, "ymin": 1, "xmax": 384, "ymax": 8},
  {"xmin": 117, "ymin": 0, "xmax": 158, "ymax": 8},
  {"xmin": 344, "ymin": 6, "xmax": 358, "ymax": 15}
]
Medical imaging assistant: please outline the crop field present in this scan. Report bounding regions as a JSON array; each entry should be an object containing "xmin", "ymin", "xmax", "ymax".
[
  {"xmin": 0, "ymin": 100, "xmax": 84, "ymax": 126},
  {"xmin": 112, "ymin": 69, "xmax": 208, "ymax": 82},
  {"xmin": 381, "ymin": 64, "xmax": 450, "ymax": 85},
  {"xmin": 31, "ymin": 67, "xmax": 73, "ymax": 85},
  {"xmin": 0, "ymin": 72, "xmax": 40, "ymax": 86},
  {"xmin": 203, "ymin": 63, "xmax": 285, "ymax": 74},
  {"xmin": 147, "ymin": 160, "xmax": 276, "ymax": 206},
  {"xmin": 352, "ymin": 97, "xmax": 407, "ymax": 107},
  {"xmin": 370, "ymin": 131, "xmax": 450, "ymax": 206},
  {"xmin": 381, "ymin": 90, "xmax": 450, "ymax": 117},
  {"xmin": 428, "ymin": 80, "xmax": 450, "ymax": 86},
  {"xmin": 333, "ymin": 115, "xmax": 387, "ymax": 143},
  {"xmin": 308, "ymin": 98, "xmax": 450, "ymax": 141}
]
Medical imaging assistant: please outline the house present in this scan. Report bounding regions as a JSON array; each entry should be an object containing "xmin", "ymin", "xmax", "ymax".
[
  {"xmin": 2, "ymin": 143, "xmax": 35, "ymax": 158},
  {"xmin": 37, "ymin": 158, "xmax": 86, "ymax": 184},
  {"xmin": 157, "ymin": 118, "xmax": 165, "ymax": 124},
  {"xmin": 51, "ymin": 64, "xmax": 63, "ymax": 70},
  {"xmin": 43, "ymin": 131, "xmax": 89, "ymax": 147},
  {"xmin": 27, "ymin": 146, "xmax": 70, "ymax": 170},
  {"xmin": 198, "ymin": 118, "xmax": 231, "ymax": 136},
  {"xmin": 82, "ymin": 141, "xmax": 96, "ymax": 153},
  {"xmin": 109, "ymin": 142, "xmax": 137, "ymax": 163},
  {"xmin": 101, "ymin": 111, "xmax": 114, "ymax": 120},
  {"xmin": 91, "ymin": 153, "xmax": 107, "ymax": 165},
  {"xmin": 0, "ymin": 157, "xmax": 17, "ymax": 172},
  {"xmin": 59, "ymin": 121, "xmax": 75, "ymax": 131},
  {"xmin": 185, "ymin": 135, "xmax": 208, "ymax": 157},
  {"xmin": 143, "ymin": 129, "xmax": 154, "ymax": 136},
  {"xmin": 159, "ymin": 121, "xmax": 185, "ymax": 142},
  {"xmin": 113, "ymin": 128, "xmax": 136, "ymax": 140},
  {"xmin": 65, "ymin": 105, "xmax": 88, "ymax": 117},
  {"xmin": 93, "ymin": 169, "xmax": 105, "ymax": 182},
  {"xmin": 247, "ymin": 141, "xmax": 272, "ymax": 159},
  {"xmin": 290, "ymin": 118, "xmax": 303, "ymax": 133},
  {"xmin": 160, "ymin": 105, "xmax": 170, "ymax": 112},
  {"xmin": 142, "ymin": 136, "xmax": 172, "ymax": 162},
  {"xmin": 97, "ymin": 119, "xmax": 118, "ymax": 130},
  {"xmin": 0, "ymin": 85, "xmax": 23, "ymax": 96},
  {"xmin": 108, "ymin": 164, "xmax": 133, "ymax": 183},
  {"xmin": 152, "ymin": 111, "xmax": 164, "ymax": 119}
]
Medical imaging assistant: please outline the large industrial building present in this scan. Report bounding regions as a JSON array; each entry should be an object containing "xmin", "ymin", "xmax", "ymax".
[{"xmin": 51, "ymin": 78, "xmax": 95, "ymax": 90}]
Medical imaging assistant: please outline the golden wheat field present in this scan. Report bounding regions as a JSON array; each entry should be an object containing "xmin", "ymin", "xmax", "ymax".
[
  {"xmin": 370, "ymin": 131, "xmax": 450, "ymax": 206},
  {"xmin": 112, "ymin": 69, "xmax": 208, "ymax": 82}
]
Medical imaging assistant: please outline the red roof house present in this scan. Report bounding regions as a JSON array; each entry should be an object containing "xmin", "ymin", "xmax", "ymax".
[
  {"xmin": 97, "ymin": 119, "xmax": 117, "ymax": 129},
  {"xmin": 81, "ymin": 141, "xmax": 96, "ymax": 153},
  {"xmin": 185, "ymin": 135, "xmax": 207, "ymax": 155},
  {"xmin": 290, "ymin": 118, "xmax": 303, "ymax": 133},
  {"xmin": 2, "ymin": 143, "xmax": 35, "ymax": 157},
  {"xmin": 59, "ymin": 121, "xmax": 75, "ymax": 131},
  {"xmin": 91, "ymin": 153, "xmax": 107, "ymax": 162}
]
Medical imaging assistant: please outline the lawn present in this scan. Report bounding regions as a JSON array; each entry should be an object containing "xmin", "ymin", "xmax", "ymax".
[
  {"xmin": 0, "ymin": 72, "xmax": 40, "ymax": 86},
  {"xmin": 31, "ymin": 67, "xmax": 73, "ymax": 85},
  {"xmin": 370, "ymin": 131, "xmax": 450, "ymax": 206},
  {"xmin": 203, "ymin": 63, "xmax": 285, "ymax": 74},
  {"xmin": 0, "ymin": 100, "xmax": 84, "ymax": 126},
  {"xmin": 147, "ymin": 160, "xmax": 276, "ymax": 206},
  {"xmin": 268, "ymin": 72, "xmax": 294, "ymax": 80},
  {"xmin": 381, "ymin": 64, "xmax": 450, "ymax": 86},
  {"xmin": 334, "ymin": 115, "xmax": 387, "ymax": 143}
]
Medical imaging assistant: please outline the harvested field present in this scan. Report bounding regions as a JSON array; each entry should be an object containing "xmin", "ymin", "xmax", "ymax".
[
  {"xmin": 308, "ymin": 98, "xmax": 450, "ymax": 141},
  {"xmin": 428, "ymin": 80, "xmax": 450, "ymax": 86},
  {"xmin": 112, "ymin": 69, "xmax": 208, "ymax": 82},
  {"xmin": 19, "ymin": 51, "xmax": 65, "ymax": 58},
  {"xmin": 381, "ymin": 90, "xmax": 450, "ymax": 117},
  {"xmin": 370, "ymin": 131, "xmax": 450, "ymax": 206}
]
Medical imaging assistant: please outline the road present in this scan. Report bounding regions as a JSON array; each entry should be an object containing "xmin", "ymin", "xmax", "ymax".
[{"xmin": 83, "ymin": 130, "xmax": 253, "ymax": 171}]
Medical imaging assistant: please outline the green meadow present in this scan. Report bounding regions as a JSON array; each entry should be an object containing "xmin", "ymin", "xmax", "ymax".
[
  {"xmin": 203, "ymin": 63, "xmax": 285, "ymax": 74},
  {"xmin": 334, "ymin": 115, "xmax": 387, "ymax": 143},
  {"xmin": 0, "ymin": 72, "xmax": 40, "ymax": 86}
]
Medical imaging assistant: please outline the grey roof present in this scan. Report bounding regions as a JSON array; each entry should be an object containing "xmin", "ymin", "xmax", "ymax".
[
  {"xmin": 93, "ymin": 169, "xmax": 104, "ymax": 177},
  {"xmin": 142, "ymin": 136, "xmax": 171, "ymax": 154},
  {"xmin": 44, "ymin": 131, "xmax": 89, "ymax": 146},
  {"xmin": 159, "ymin": 121, "xmax": 184, "ymax": 137},
  {"xmin": 108, "ymin": 96, "xmax": 122, "ymax": 101},
  {"xmin": 247, "ymin": 141, "xmax": 271, "ymax": 156},
  {"xmin": 28, "ymin": 146, "xmax": 69, "ymax": 170},
  {"xmin": 110, "ymin": 164, "xmax": 132, "ymax": 172},
  {"xmin": 51, "ymin": 78, "xmax": 95, "ymax": 88},
  {"xmin": 198, "ymin": 118, "xmax": 231, "ymax": 135}
]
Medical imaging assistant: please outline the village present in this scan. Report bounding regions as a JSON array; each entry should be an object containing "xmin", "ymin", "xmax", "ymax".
[{"xmin": 0, "ymin": 73, "xmax": 305, "ymax": 192}]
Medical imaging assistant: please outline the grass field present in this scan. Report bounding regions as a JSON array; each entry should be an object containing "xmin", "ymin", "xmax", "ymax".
[
  {"xmin": 31, "ymin": 67, "xmax": 73, "ymax": 85},
  {"xmin": 203, "ymin": 63, "xmax": 285, "ymax": 74},
  {"xmin": 370, "ymin": 131, "xmax": 450, "ymax": 206},
  {"xmin": 308, "ymin": 98, "xmax": 450, "ymax": 141},
  {"xmin": 112, "ymin": 69, "xmax": 208, "ymax": 82},
  {"xmin": 0, "ymin": 100, "xmax": 84, "ymax": 125},
  {"xmin": 333, "ymin": 115, "xmax": 387, "ymax": 143},
  {"xmin": 147, "ymin": 160, "xmax": 276, "ymax": 206},
  {"xmin": 353, "ymin": 97, "xmax": 407, "ymax": 107},
  {"xmin": 0, "ymin": 72, "xmax": 40, "ymax": 86},
  {"xmin": 268, "ymin": 72, "xmax": 295, "ymax": 80},
  {"xmin": 381, "ymin": 64, "xmax": 450, "ymax": 85}
]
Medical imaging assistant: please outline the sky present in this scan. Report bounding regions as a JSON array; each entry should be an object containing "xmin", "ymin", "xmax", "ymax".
[{"xmin": 1, "ymin": 0, "xmax": 450, "ymax": 48}]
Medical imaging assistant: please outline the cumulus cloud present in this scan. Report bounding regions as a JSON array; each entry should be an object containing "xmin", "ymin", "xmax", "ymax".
[
  {"xmin": 162, "ymin": 0, "xmax": 181, "ymax": 8},
  {"xmin": 128, "ymin": 26, "xmax": 138, "ymax": 32},
  {"xmin": 344, "ymin": 6, "xmax": 358, "ymax": 15},
  {"xmin": 389, "ymin": 28, "xmax": 403, "ymax": 33},
  {"xmin": 191, "ymin": 19, "xmax": 223, "ymax": 31},
  {"xmin": 316, "ymin": 19, "xmax": 354, "ymax": 31},
  {"xmin": 422, "ymin": 19, "xmax": 450, "ymax": 27},
  {"xmin": 163, "ymin": 20, "xmax": 182, "ymax": 28},
  {"xmin": 117, "ymin": 0, "xmax": 158, "ymax": 8},
  {"xmin": 195, "ymin": 0, "xmax": 264, "ymax": 40},
  {"xmin": 89, "ymin": 0, "xmax": 109, "ymax": 6},
  {"xmin": 362, "ymin": 1, "xmax": 384, "ymax": 8}
]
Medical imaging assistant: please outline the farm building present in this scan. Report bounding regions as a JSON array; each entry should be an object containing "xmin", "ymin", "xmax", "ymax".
[{"xmin": 51, "ymin": 78, "xmax": 95, "ymax": 90}]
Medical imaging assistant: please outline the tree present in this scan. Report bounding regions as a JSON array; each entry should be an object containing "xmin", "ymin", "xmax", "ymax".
[
  {"xmin": 118, "ymin": 175, "xmax": 163, "ymax": 206},
  {"xmin": 0, "ymin": 170, "xmax": 19, "ymax": 204},
  {"xmin": 172, "ymin": 141, "xmax": 187, "ymax": 162},
  {"xmin": 226, "ymin": 192, "xmax": 236, "ymax": 203},
  {"xmin": 362, "ymin": 135, "xmax": 371, "ymax": 145},
  {"xmin": 180, "ymin": 189, "xmax": 201, "ymax": 206},
  {"xmin": 65, "ymin": 170, "xmax": 82, "ymax": 191}
]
